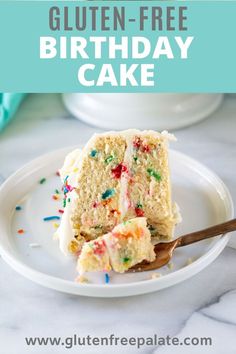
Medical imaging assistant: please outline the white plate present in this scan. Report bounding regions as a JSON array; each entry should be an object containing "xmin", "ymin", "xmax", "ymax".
[
  {"xmin": 0, "ymin": 148, "xmax": 233, "ymax": 297},
  {"xmin": 62, "ymin": 93, "xmax": 223, "ymax": 130}
]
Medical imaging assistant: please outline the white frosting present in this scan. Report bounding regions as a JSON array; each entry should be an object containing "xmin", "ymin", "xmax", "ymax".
[
  {"xmin": 59, "ymin": 148, "xmax": 82, "ymax": 186},
  {"xmin": 119, "ymin": 132, "xmax": 135, "ymax": 218},
  {"xmin": 161, "ymin": 130, "xmax": 177, "ymax": 141},
  {"xmin": 55, "ymin": 190, "xmax": 77, "ymax": 256}
]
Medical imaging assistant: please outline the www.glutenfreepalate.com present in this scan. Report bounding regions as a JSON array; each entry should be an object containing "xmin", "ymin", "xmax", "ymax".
[{"xmin": 40, "ymin": 5, "xmax": 194, "ymax": 87}]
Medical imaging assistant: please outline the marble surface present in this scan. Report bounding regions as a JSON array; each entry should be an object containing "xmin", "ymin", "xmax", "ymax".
[{"xmin": 0, "ymin": 94, "xmax": 236, "ymax": 354}]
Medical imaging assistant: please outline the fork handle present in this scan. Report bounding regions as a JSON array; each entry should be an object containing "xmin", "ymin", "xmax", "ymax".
[{"xmin": 176, "ymin": 218, "xmax": 236, "ymax": 247}]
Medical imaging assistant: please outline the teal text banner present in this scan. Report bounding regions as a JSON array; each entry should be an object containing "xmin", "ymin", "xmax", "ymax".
[{"xmin": 0, "ymin": 1, "xmax": 236, "ymax": 92}]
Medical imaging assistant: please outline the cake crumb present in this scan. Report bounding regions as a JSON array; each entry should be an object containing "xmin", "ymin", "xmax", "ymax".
[
  {"xmin": 185, "ymin": 257, "xmax": 195, "ymax": 266},
  {"xmin": 75, "ymin": 275, "xmax": 89, "ymax": 284},
  {"xmin": 151, "ymin": 272, "xmax": 162, "ymax": 279},
  {"xmin": 167, "ymin": 262, "xmax": 174, "ymax": 270},
  {"xmin": 29, "ymin": 243, "xmax": 41, "ymax": 248}
]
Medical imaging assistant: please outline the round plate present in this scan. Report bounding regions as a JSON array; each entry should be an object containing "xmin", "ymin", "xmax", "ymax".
[{"xmin": 0, "ymin": 148, "xmax": 233, "ymax": 297}]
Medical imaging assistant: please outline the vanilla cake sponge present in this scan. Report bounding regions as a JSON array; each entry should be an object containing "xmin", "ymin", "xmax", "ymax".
[
  {"xmin": 56, "ymin": 129, "xmax": 180, "ymax": 255},
  {"xmin": 77, "ymin": 236, "xmax": 111, "ymax": 273},
  {"xmin": 77, "ymin": 218, "xmax": 155, "ymax": 274}
]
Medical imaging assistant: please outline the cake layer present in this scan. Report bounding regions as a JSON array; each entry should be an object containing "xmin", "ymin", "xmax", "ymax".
[{"xmin": 70, "ymin": 134, "xmax": 127, "ymax": 242}]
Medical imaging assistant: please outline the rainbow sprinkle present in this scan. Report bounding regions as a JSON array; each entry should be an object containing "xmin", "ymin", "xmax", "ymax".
[
  {"xmin": 62, "ymin": 175, "xmax": 75, "ymax": 208},
  {"xmin": 110, "ymin": 209, "xmax": 121, "ymax": 216},
  {"xmin": 133, "ymin": 137, "xmax": 152, "ymax": 153},
  {"xmin": 17, "ymin": 229, "xmax": 25, "ymax": 234},
  {"xmin": 58, "ymin": 209, "xmax": 64, "ymax": 214},
  {"xmin": 55, "ymin": 189, "xmax": 60, "ymax": 194},
  {"xmin": 135, "ymin": 202, "xmax": 144, "ymax": 217},
  {"xmin": 43, "ymin": 216, "xmax": 61, "ymax": 221},
  {"xmin": 105, "ymin": 155, "xmax": 114, "ymax": 164},
  {"xmin": 90, "ymin": 149, "xmax": 98, "ymax": 158},
  {"xmin": 15, "ymin": 206, "xmax": 22, "ymax": 211},
  {"xmin": 39, "ymin": 178, "xmax": 46, "ymax": 184},
  {"xmin": 105, "ymin": 273, "xmax": 110, "ymax": 284},
  {"xmin": 147, "ymin": 168, "xmax": 161, "ymax": 181},
  {"xmin": 52, "ymin": 195, "xmax": 60, "ymax": 201},
  {"xmin": 101, "ymin": 188, "xmax": 115, "ymax": 200},
  {"xmin": 111, "ymin": 163, "xmax": 128, "ymax": 179},
  {"xmin": 123, "ymin": 220, "xmax": 132, "ymax": 225}
]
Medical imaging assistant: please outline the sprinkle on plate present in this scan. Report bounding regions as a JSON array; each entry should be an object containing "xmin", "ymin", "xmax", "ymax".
[
  {"xmin": 39, "ymin": 177, "xmax": 46, "ymax": 185},
  {"xmin": 17, "ymin": 229, "xmax": 25, "ymax": 234},
  {"xmin": 43, "ymin": 216, "xmax": 61, "ymax": 222},
  {"xmin": 52, "ymin": 194, "xmax": 60, "ymax": 201},
  {"xmin": 105, "ymin": 273, "xmax": 110, "ymax": 284}
]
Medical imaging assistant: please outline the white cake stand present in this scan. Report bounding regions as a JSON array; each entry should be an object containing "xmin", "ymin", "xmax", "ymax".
[{"xmin": 62, "ymin": 93, "xmax": 223, "ymax": 131}]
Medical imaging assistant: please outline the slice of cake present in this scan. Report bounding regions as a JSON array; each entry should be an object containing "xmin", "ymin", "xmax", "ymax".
[
  {"xmin": 77, "ymin": 217, "xmax": 155, "ymax": 274},
  {"xmin": 55, "ymin": 129, "xmax": 180, "ymax": 255}
]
